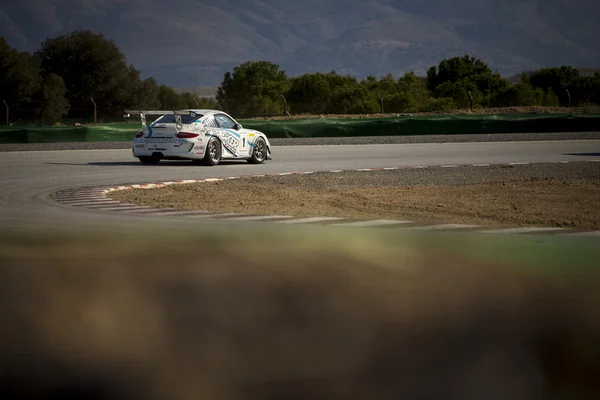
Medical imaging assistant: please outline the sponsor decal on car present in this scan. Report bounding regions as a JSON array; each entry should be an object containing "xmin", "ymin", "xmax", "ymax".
[{"xmin": 144, "ymin": 138, "xmax": 185, "ymax": 143}]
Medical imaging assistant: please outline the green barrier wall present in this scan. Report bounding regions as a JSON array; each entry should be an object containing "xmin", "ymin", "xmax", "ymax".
[
  {"xmin": 241, "ymin": 114, "xmax": 600, "ymax": 138},
  {"xmin": 1, "ymin": 114, "xmax": 599, "ymax": 143}
]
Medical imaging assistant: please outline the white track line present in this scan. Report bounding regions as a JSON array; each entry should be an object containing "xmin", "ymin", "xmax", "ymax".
[
  {"xmin": 132, "ymin": 209, "xmax": 213, "ymax": 216},
  {"xmin": 225, "ymin": 215, "xmax": 294, "ymax": 221},
  {"xmin": 403, "ymin": 224, "xmax": 481, "ymax": 230},
  {"xmin": 186, "ymin": 213, "xmax": 248, "ymax": 218},
  {"xmin": 331, "ymin": 219, "xmax": 413, "ymax": 227},
  {"xmin": 63, "ymin": 200, "xmax": 122, "ymax": 206},
  {"xmin": 479, "ymin": 227, "xmax": 566, "ymax": 234},
  {"xmin": 95, "ymin": 205, "xmax": 153, "ymax": 211},
  {"xmin": 103, "ymin": 206, "xmax": 155, "ymax": 212},
  {"xmin": 275, "ymin": 217, "xmax": 346, "ymax": 224},
  {"xmin": 54, "ymin": 194, "xmax": 107, "ymax": 199}
]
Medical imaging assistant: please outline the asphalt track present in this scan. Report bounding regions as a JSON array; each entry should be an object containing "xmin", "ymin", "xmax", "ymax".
[{"xmin": 1, "ymin": 139, "xmax": 599, "ymax": 234}]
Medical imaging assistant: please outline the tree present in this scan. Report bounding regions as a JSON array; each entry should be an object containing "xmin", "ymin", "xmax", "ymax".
[
  {"xmin": 427, "ymin": 55, "xmax": 492, "ymax": 91},
  {"xmin": 523, "ymin": 66, "xmax": 580, "ymax": 106},
  {"xmin": 287, "ymin": 72, "xmax": 334, "ymax": 114},
  {"xmin": 33, "ymin": 73, "xmax": 70, "ymax": 123},
  {"xmin": 0, "ymin": 37, "xmax": 41, "ymax": 112},
  {"xmin": 179, "ymin": 91, "xmax": 201, "ymax": 108},
  {"xmin": 158, "ymin": 85, "xmax": 185, "ymax": 110},
  {"xmin": 490, "ymin": 83, "xmax": 545, "ymax": 107},
  {"xmin": 394, "ymin": 72, "xmax": 431, "ymax": 112},
  {"xmin": 434, "ymin": 79, "xmax": 481, "ymax": 109},
  {"xmin": 128, "ymin": 77, "xmax": 161, "ymax": 110},
  {"xmin": 216, "ymin": 61, "xmax": 289, "ymax": 116},
  {"xmin": 35, "ymin": 30, "xmax": 139, "ymax": 117}
]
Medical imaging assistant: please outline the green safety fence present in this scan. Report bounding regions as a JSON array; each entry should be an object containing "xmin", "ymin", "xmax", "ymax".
[
  {"xmin": 241, "ymin": 113, "xmax": 600, "ymax": 138},
  {"xmin": 1, "ymin": 114, "xmax": 599, "ymax": 143}
]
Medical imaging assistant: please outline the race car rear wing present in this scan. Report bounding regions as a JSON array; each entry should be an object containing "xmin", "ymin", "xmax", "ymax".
[{"xmin": 123, "ymin": 110, "xmax": 200, "ymax": 130}]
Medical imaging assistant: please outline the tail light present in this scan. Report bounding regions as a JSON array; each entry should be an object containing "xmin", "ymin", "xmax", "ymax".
[
  {"xmin": 176, "ymin": 132, "xmax": 199, "ymax": 138},
  {"xmin": 135, "ymin": 132, "xmax": 144, "ymax": 138}
]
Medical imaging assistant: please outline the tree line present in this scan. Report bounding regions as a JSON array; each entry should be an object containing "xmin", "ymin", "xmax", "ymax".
[
  {"xmin": 0, "ymin": 30, "xmax": 217, "ymax": 124},
  {"xmin": 219, "ymin": 58, "xmax": 600, "ymax": 117},
  {"xmin": 1, "ymin": 29, "xmax": 599, "ymax": 125}
]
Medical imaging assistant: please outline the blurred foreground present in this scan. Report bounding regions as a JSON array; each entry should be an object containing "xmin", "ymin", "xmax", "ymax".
[{"xmin": 0, "ymin": 228, "xmax": 599, "ymax": 400}]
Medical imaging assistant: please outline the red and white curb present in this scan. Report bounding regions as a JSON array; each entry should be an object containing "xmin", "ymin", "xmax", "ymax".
[{"xmin": 51, "ymin": 162, "xmax": 600, "ymax": 236}]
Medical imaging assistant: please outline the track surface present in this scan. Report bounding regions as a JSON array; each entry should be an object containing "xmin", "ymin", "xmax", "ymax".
[{"xmin": 1, "ymin": 139, "xmax": 599, "ymax": 234}]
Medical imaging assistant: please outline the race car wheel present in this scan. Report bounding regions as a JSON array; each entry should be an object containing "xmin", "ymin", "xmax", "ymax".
[
  {"xmin": 248, "ymin": 137, "xmax": 267, "ymax": 164},
  {"xmin": 138, "ymin": 155, "xmax": 160, "ymax": 165},
  {"xmin": 202, "ymin": 137, "xmax": 221, "ymax": 166}
]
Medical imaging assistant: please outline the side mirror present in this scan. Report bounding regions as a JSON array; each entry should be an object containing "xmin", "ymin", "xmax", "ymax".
[{"xmin": 235, "ymin": 123, "xmax": 242, "ymax": 130}]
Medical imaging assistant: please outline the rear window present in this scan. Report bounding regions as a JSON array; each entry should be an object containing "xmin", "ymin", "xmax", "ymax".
[{"xmin": 153, "ymin": 113, "xmax": 202, "ymax": 125}]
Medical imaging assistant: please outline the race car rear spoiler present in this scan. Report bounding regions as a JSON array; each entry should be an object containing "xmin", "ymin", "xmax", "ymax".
[{"xmin": 123, "ymin": 110, "xmax": 200, "ymax": 130}]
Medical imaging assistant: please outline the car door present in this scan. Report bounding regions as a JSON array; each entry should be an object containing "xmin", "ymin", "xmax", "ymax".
[{"xmin": 214, "ymin": 113, "xmax": 249, "ymax": 156}]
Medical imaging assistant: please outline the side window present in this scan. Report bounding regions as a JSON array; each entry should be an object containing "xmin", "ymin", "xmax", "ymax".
[
  {"xmin": 214, "ymin": 114, "xmax": 237, "ymax": 129},
  {"xmin": 202, "ymin": 115, "xmax": 218, "ymax": 128}
]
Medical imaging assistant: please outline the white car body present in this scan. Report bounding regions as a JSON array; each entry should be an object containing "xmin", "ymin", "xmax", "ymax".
[{"xmin": 125, "ymin": 109, "xmax": 272, "ymax": 165}]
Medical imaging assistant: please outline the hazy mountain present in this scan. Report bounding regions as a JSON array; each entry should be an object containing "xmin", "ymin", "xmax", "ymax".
[{"xmin": 1, "ymin": 0, "xmax": 599, "ymax": 86}]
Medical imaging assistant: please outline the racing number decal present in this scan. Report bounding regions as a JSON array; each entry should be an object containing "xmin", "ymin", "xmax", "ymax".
[
  {"xmin": 242, "ymin": 137, "xmax": 246, "ymax": 148},
  {"xmin": 206, "ymin": 128, "xmax": 239, "ymax": 155}
]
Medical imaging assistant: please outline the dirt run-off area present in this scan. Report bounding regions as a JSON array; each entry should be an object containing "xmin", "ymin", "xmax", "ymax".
[{"xmin": 110, "ymin": 162, "xmax": 600, "ymax": 229}]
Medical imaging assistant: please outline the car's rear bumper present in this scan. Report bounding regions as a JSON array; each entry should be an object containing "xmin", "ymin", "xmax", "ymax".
[{"xmin": 132, "ymin": 139, "xmax": 205, "ymax": 159}]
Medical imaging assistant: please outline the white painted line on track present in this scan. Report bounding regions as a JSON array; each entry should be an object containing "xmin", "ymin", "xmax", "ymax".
[
  {"xmin": 479, "ymin": 227, "xmax": 566, "ymax": 234},
  {"xmin": 276, "ymin": 217, "xmax": 346, "ymax": 224},
  {"xmin": 55, "ymin": 197, "xmax": 109, "ymax": 202},
  {"xmin": 403, "ymin": 224, "xmax": 481, "ymax": 230},
  {"xmin": 131, "ymin": 209, "xmax": 212, "ymax": 216},
  {"xmin": 331, "ymin": 219, "xmax": 413, "ymax": 227},
  {"xmin": 102, "ymin": 206, "xmax": 154, "ymax": 211},
  {"xmin": 54, "ymin": 194, "xmax": 107, "ymax": 199},
  {"xmin": 62, "ymin": 200, "xmax": 121, "ymax": 206},
  {"xmin": 95, "ymin": 205, "xmax": 153, "ymax": 211},
  {"xmin": 186, "ymin": 213, "xmax": 248, "ymax": 218},
  {"xmin": 225, "ymin": 215, "xmax": 294, "ymax": 221}
]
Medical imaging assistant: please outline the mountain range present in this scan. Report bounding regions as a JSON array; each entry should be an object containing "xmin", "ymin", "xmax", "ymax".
[{"xmin": 1, "ymin": 0, "xmax": 599, "ymax": 87}]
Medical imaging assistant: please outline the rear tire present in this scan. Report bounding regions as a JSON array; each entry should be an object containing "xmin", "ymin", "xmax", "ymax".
[
  {"xmin": 202, "ymin": 137, "xmax": 221, "ymax": 166},
  {"xmin": 248, "ymin": 137, "xmax": 267, "ymax": 164},
  {"xmin": 138, "ymin": 155, "xmax": 160, "ymax": 165}
]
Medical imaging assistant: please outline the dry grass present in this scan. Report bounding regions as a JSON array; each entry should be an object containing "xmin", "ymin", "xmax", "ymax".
[{"xmin": 1, "ymin": 231, "xmax": 600, "ymax": 399}]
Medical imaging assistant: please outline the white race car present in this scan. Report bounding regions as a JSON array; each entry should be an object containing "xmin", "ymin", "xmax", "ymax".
[{"xmin": 124, "ymin": 109, "xmax": 272, "ymax": 165}]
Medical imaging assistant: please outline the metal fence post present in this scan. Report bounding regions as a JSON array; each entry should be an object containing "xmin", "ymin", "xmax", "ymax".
[
  {"xmin": 90, "ymin": 98, "xmax": 97, "ymax": 124},
  {"xmin": 2, "ymin": 100, "xmax": 7, "ymax": 127},
  {"xmin": 280, "ymin": 94, "xmax": 288, "ymax": 116}
]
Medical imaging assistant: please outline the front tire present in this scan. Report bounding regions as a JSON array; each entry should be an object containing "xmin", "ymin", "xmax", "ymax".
[
  {"xmin": 202, "ymin": 137, "xmax": 221, "ymax": 166},
  {"xmin": 248, "ymin": 137, "xmax": 267, "ymax": 164}
]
